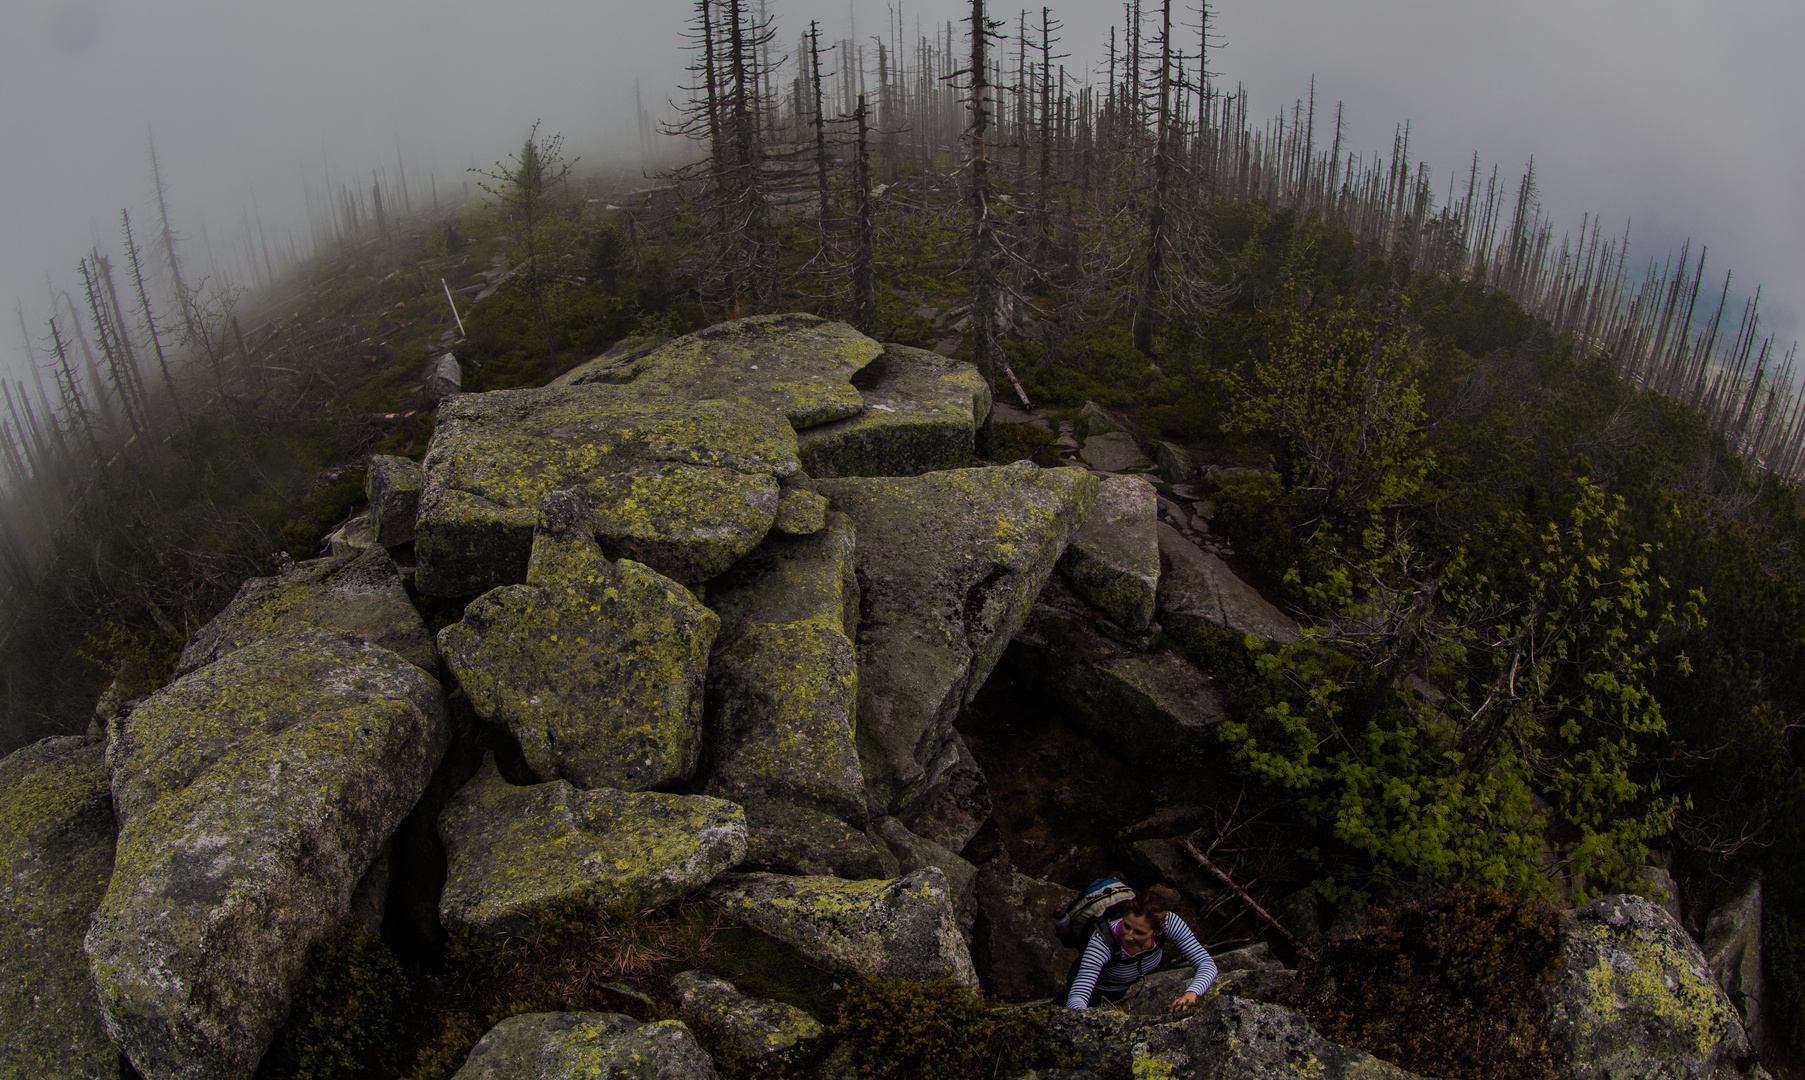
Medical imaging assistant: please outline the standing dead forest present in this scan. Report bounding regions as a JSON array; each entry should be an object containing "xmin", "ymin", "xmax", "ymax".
[{"xmin": 9, "ymin": 0, "xmax": 1805, "ymax": 1074}]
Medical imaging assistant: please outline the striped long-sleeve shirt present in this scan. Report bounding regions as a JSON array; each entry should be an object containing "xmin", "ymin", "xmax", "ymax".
[{"xmin": 1064, "ymin": 914, "xmax": 1217, "ymax": 1009}]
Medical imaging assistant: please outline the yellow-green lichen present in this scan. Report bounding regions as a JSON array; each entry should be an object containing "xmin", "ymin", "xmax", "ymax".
[{"xmin": 797, "ymin": 345, "xmax": 990, "ymax": 479}]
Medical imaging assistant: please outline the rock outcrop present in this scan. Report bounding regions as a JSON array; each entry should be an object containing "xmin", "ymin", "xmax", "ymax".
[
  {"xmin": 669, "ymin": 970, "xmax": 823, "ymax": 1057},
  {"xmin": 797, "ymin": 344, "xmax": 990, "ymax": 478},
  {"xmin": 1156, "ymin": 523, "xmax": 1298, "ymax": 645},
  {"xmin": 450, "ymin": 1012, "xmax": 718, "ymax": 1080},
  {"xmin": 366, "ymin": 454, "xmax": 425, "ymax": 548},
  {"xmin": 1133, "ymin": 996, "xmax": 1428, "ymax": 1080},
  {"xmin": 1056, "ymin": 474, "xmax": 1159, "ymax": 633},
  {"xmin": 735, "ymin": 799, "xmax": 897, "ymax": 880},
  {"xmin": 438, "ymin": 756, "xmax": 747, "ymax": 936},
  {"xmin": 414, "ymin": 386, "xmax": 799, "ymax": 595},
  {"xmin": 973, "ymin": 858, "xmax": 1072, "ymax": 1001},
  {"xmin": 89, "ymin": 629, "xmax": 447, "ymax": 1080},
  {"xmin": 706, "ymin": 868, "xmax": 976, "ymax": 984},
  {"xmin": 1078, "ymin": 431, "xmax": 1152, "ymax": 473},
  {"xmin": 1703, "ymin": 877, "xmax": 1767, "ymax": 1046},
  {"xmin": 1, "ymin": 736, "xmax": 119, "ymax": 1080}
]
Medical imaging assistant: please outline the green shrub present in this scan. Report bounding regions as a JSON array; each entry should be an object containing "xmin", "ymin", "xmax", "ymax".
[
  {"xmin": 831, "ymin": 979, "xmax": 1074, "ymax": 1080},
  {"xmin": 279, "ymin": 476, "xmax": 366, "ymax": 559},
  {"xmin": 263, "ymin": 924, "xmax": 408, "ymax": 1080},
  {"xmin": 993, "ymin": 422, "xmax": 1054, "ymax": 465}
]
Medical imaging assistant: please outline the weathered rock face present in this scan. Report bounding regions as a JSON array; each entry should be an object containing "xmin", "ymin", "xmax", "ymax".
[
  {"xmin": 973, "ymin": 858, "xmax": 1072, "ymax": 1001},
  {"xmin": 874, "ymin": 817, "xmax": 977, "ymax": 919},
  {"xmin": 325, "ymin": 511, "xmax": 378, "ymax": 558},
  {"xmin": 703, "ymin": 514, "xmax": 865, "ymax": 821},
  {"xmin": 1154, "ymin": 442, "xmax": 1196, "ymax": 484},
  {"xmin": 797, "ymin": 344, "xmax": 991, "ymax": 478},
  {"xmin": 736, "ymin": 799, "xmax": 897, "ymax": 880},
  {"xmin": 1542, "ymin": 894, "xmax": 1763, "ymax": 1080},
  {"xmin": 1078, "ymin": 431, "xmax": 1152, "ymax": 473},
  {"xmin": 706, "ymin": 869, "xmax": 977, "ymax": 984},
  {"xmin": 903, "ymin": 731, "xmax": 992, "ymax": 854},
  {"xmin": 1155, "ymin": 523, "xmax": 1299, "ymax": 645},
  {"xmin": 1079, "ymin": 401, "xmax": 1124, "ymax": 436},
  {"xmin": 438, "ymin": 756, "xmax": 746, "ymax": 936},
  {"xmin": 451, "ymin": 1012, "xmax": 719, "ymax": 1080},
  {"xmin": 1057, "ymin": 474, "xmax": 1159, "ymax": 633},
  {"xmin": 669, "ymin": 970, "xmax": 823, "ymax": 1057},
  {"xmin": 90, "ymin": 630, "xmax": 447, "ymax": 1080},
  {"xmin": 1703, "ymin": 878, "xmax": 1766, "ymax": 1045},
  {"xmin": 440, "ymin": 512, "xmax": 718, "ymax": 791},
  {"xmin": 414, "ymin": 385, "xmax": 799, "ymax": 595},
  {"xmin": 547, "ymin": 313, "xmax": 881, "ymax": 430},
  {"xmin": 813, "ymin": 462, "xmax": 1098, "ymax": 814},
  {"xmin": 367, "ymin": 454, "xmax": 425, "ymax": 548},
  {"xmin": 772, "ymin": 487, "xmax": 828, "ymax": 535},
  {"xmin": 176, "ymin": 549, "xmax": 437, "ymax": 677},
  {"xmin": 1, "ymin": 737, "xmax": 120, "ymax": 1080},
  {"xmin": 547, "ymin": 335, "xmax": 670, "ymax": 387},
  {"xmin": 423, "ymin": 352, "xmax": 463, "ymax": 404},
  {"xmin": 1134, "ymin": 996, "xmax": 1428, "ymax": 1080}
]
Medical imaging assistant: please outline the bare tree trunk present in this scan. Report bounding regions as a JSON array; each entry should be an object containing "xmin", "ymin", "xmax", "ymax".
[
  {"xmin": 150, "ymin": 135, "xmax": 202, "ymax": 349},
  {"xmin": 852, "ymin": 95, "xmax": 877, "ymax": 335},
  {"xmin": 122, "ymin": 209, "xmax": 186, "ymax": 427},
  {"xmin": 967, "ymin": 0, "xmax": 1000, "ymax": 455},
  {"xmin": 1132, "ymin": 0, "xmax": 1173, "ymax": 357}
]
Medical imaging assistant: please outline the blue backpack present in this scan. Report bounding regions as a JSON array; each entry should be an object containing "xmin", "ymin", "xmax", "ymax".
[{"xmin": 1052, "ymin": 877, "xmax": 1136, "ymax": 950}]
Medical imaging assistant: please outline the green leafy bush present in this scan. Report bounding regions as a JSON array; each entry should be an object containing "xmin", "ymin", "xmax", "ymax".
[
  {"xmin": 263, "ymin": 924, "xmax": 408, "ymax": 1080},
  {"xmin": 993, "ymin": 422, "xmax": 1054, "ymax": 465}
]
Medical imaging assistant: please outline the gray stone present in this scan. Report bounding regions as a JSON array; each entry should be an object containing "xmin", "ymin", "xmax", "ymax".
[
  {"xmin": 703, "ymin": 515, "xmax": 865, "ymax": 821},
  {"xmin": 1027, "ymin": 1010, "xmax": 1173, "ymax": 1078},
  {"xmin": 875, "ymin": 817, "xmax": 976, "ymax": 928},
  {"xmin": 1155, "ymin": 442, "xmax": 1196, "ymax": 484},
  {"xmin": 177, "ymin": 548, "xmax": 437, "ymax": 677},
  {"xmin": 1078, "ymin": 431, "xmax": 1152, "ymax": 473},
  {"xmin": 737, "ymin": 799, "xmax": 898, "ymax": 880},
  {"xmin": 324, "ymin": 511, "xmax": 378, "ymax": 558},
  {"xmin": 973, "ymin": 858, "xmax": 1071, "ymax": 1001},
  {"xmin": 898, "ymin": 731, "xmax": 991, "ymax": 854},
  {"xmin": 347, "ymin": 842, "xmax": 390, "ymax": 938},
  {"xmin": 367, "ymin": 454, "xmax": 425, "ymax": 547},
  {"xmin": 796, "ymin": 344, "xmax": 990, "ymax": 478},
  {"xmin": 547, "ymin": 335, "xmax": 670, "ymax": 387},
  {"xmin": 1156, "ymin": 524, "xmax": 1299, "ymax": 645},
  {"xmin": 706, "ymin": 869, "xmax": 977, "ymax": 984},
  {"xmin": 1118, "ymin": 837, "xmax": 1219, "ymax": 910},
  {"xmin": 1641, "ymin": 864, "xmax": 1685, "ymax": 927},
  {"xmin": 1, "ymin": 737, "xmax": 120, "ymax": 1080},
  {"xmin": 1542, "ymin": 893, "xmax": 1762, "ymax": 1080},
  {"xmin": 424, "ymin": 352, "xmax": 463, "ymax": 404},
  {"xmin": 1128, "ymin": 996, "xmax": 1428, "ymax": 1080},
  {"xmin": 439, "ymin": 512, "xmax": 718, "ymax": 791},
  {"xmin": 438, "ymin": 756, "xmax": 746, "ymax": 936},
  {"xmin": 669, "ymin": 970, "xmax": 823, "ymax": 1057},
  {"xmin": 1703, "ymin": 877, "xmax": 1765, "ymax": 1041},
  {"xmin": 546, "ymin": 313, "xmax": 881, "ymax": 430},
  {"xmin": 773, "ymin": 487, "xmax": 829, "ymax": 534},
  {"xmin": 414, "ymin": 384, "xmax": 799, "ymax": 595},
  {"xmin": 1079, "ymin": 401, "xmax": 1124, "ymax": 436},
  {"xmin": 813, "ymin": 462, "xmax": 1097, "ymax": 814},
  {"xmin": 89, "ymin": 630, "xmax": 448, "ymax": 1080},
  {"xmin": 1006, "ymin": 629, "xmax": 1225, "ymax": 765},
  {"xmin": 451, "ymin": 1012, "xmax": 718, "ymax": 1080},
  {"xmin": 1057, "ymin": 474, "xmax": 1159, "ymax": 633}
]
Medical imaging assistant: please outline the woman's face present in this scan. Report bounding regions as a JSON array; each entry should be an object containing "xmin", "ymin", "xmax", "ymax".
[{"xmin": 1121, "ymin": 912, "xmax": 1156, "ymax": 953}]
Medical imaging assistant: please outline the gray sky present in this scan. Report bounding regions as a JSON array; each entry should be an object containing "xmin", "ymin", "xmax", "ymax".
[{"xmin": 3, "ymin": 0, "xmax": 1801, "ymax": 386}]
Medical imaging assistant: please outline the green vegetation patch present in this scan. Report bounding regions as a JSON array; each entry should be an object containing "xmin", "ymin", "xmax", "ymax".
[{"xmin": 831, "ymin": 979, "xmax": 1077, "ymax": 1080}]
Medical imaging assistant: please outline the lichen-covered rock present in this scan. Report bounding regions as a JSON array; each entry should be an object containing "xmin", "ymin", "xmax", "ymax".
[
  {"xmin": 1155, "ymin": 524, "xmax": 1299, "ymax": 645},
  {"xmin": 706, "ymin": 869, "xmax": 977, "ymax": 985},
  {"xmin": 1079, "ymin": 401, "xmax": 1124, "ymax": 436},
  {"xmin": 89, "ymin": 630, "xmax": 447, "ymax": 1080},
  {"xmin": 440, "ymin": 513, "xmax": 717, "ymax": 791},
  {"xmin": 547, "ymin": 313, "xmax": 881, "ymax": 430},
  {"xmin": 874, "ymin": 817, "xmax": 975, "ymax": 928},
  {"xmin": 1, "ymin": 737, "xmax": 120, "ymax": 1080},
  {"xmin": 1028, "ymin": 1009, "xmax": 1173, "ymax": 1077},
  {"xmin": 973, "ymin": 858, "xmax": 1071, "ymax": 1001},
  {"xmin": 1056, "ymin": 474, "xmax": 1159, "ymax": 633},
  {"xmin": 1129, "ymin": 996, "xmax": 1427, "ymax": 1080},
  {"xmin": 1154, "ymin": 442, "xmax": 1196, "ymax": 484},
  {"xmin": 438, "ymin": 756, "xmax": 746, "ymax": 936},
  {"xmin": 547, "ymin": 334, "xmax": 670, "ymax": 387},
  {"xmin": 736, "ymin": 799, "xmax": 897, "ymax": 880},
  {"xmin": 367, "ymin": 454, "xmax": 425, "ymax": 547},
  {"xmin": 1704, "ymin": 877, "xmax": 1766, "ymax": 1041},
  {"xmin": 1543, "ymin": 893, "xmax": 1763, "ymax": 1080},
  {"xmin": 813, "ymin": 462, "xmax": 1098, "ymax": 814},
  {"xmin": 325, "ymin": 511, "xmax": 377, "ymax": 558},
  {"xmin": 451, "ymin": 1012, "xmax": 718, "ymax": 1080},
  {"xmin": 423, "ymin": 352, "xmax": 463, "ymax": 404},
  {"xmin": 773, "ymin": 487, "xmax": 829, "ymax": 534},
  {"xmin": 176, "ymin": 549, "xmax": 437, "ymax": 677},
  {"xmin": 669, "ymin": 970, "xmax": 823, "ymax": 1056},
  {"xmin": 414, "ymin": 385, "xmax": 799, "ymax": 595},
  {"xmin": 796, "ymin": 344, "xmax": 990, "ymax": 478},
  {"xmin": 704, "ymin": 514, "xmax": 864, "ymax": 820}
]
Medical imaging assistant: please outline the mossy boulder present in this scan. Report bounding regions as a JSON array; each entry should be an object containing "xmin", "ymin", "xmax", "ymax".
[
  {"xmin": 439, "ymin": 519, "xmax": 717, "ymax": 791},
  {"xmin": 0, "ymin": 736, "xmax": 120, "ymax": 1080},
  {"xmin": 1542, "ymin": 894, "xmax": 1762, "ymax": 1080},
  {"xmin": 1128, "ymin": 997, "xmax": 1429, "ymax": 1080},
  {"xmin": 325, "ymin": 511, "xmax": 377, "ymax": 558},
  {"xmin": 1155, "ymin": 523, "xmax": 1299, "ymax": 646},
  {"xmin": 1057, "ymin": 474, "xmax": 1159, "ymax": 633},
  {"xmin": 414, "ymin": 384, "xmax": 799, "ymax": 595},
  {"xmin": 796, "ymin": 344, "xmax": 990, "ymax": 478},
  {"xmin": 703, "ymin": 513, "xmax": 865, "ymax": 821},
  {"xmin": 89, "ymin": 629, "xmax": 447, "ymax": 1080},
  {"xmin": 366, "ymin": 453, "xmax": 424, "ymax": 547},
  {"xmin": 736, "ymin": 798, "xmax": 897, "ymax": 880},
  {"xmin": 773, "ymin": 486, "xmax": 829, "ymax": 534},
  {"xmin": 548, "ymin": 313, "xmax": 881, "ymax": 430},
  {"xmin": 973, "ymin": 858, "xmax": 1071, "ymax": 1001},
  {"xmin": 1078, "ymin": 431, "xmax": 1152, "ymax": 473},
  {"xmin": 669, "ymin": 969, "xmax": 824, "ymax": 1057},
  {"xmin": 546, "ymin": 334, "xmax": 669, "ymax": 387},
  {"xmin": 813, "ymin": 462, "xmax": 1098, "ymax": 816},
  {"xmin": 450, "ymin": 1012, "xmax": 719, "ymax": 1080},
  {"xmin": 705, "ymin": 869, "xmax": 977, "ymax": 985},
  {"xmin": 437, "ymin": 756, "xmax": 746, "ymax": 936},
  {"xmin": 176, "ymin": 549, "xmax": 437, "ymax": 677}
]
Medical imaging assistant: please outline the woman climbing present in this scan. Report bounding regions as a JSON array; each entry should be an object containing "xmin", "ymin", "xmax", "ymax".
[{"xmin": 1064, "ymin": 884, "xmax": 1217, "ymax": 1011}]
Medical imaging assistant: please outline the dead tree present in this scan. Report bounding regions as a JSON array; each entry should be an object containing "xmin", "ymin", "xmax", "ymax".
[
  {"xmin": 964, "ymin": 0, "xmax": 1005, "ymax": 453},
  {"xmin": 852, "ymin": 95, "xmax": 877, "ymax": 335},
  {"xmin": 122, "ymin": 209, "xmax": 185, "ymax": 426},
  {"xmin": 1132, "ymin": 0, "xmax": 1175, "ymax": 356}
]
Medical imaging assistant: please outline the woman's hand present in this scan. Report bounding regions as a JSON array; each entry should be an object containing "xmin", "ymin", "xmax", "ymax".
[{"xmin": 1167, "ymin": 991, "xmax": 1200, "ymax": 1013}]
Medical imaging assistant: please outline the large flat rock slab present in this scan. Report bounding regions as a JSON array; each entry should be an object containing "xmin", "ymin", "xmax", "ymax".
[
  {"xmin": 440, "ymin": 510, "xmax": 717, "ymax": 791},
  {"xmin": 177, "ymin": 549, "xmax": 436, "ymax": 677},
  {"xmin": 669, "ymin": 969, "xmax": 823, "ymax": 1057},
  {"xmin": 451, "ymin": 1012, "xmax": 718, "ymax": 1080},
  {"xmin": 736, "ymin": 798, "xmax": 897, "ymax": 880},
  {"xmin": 1133, "ymin": 997, "xmax": 1428, "ymax": 1080},
  {"xmin": 813, "ymin": 462, "xmax": 1098, "ymax": 814},
  {"xmin": 548, "ymin": 313, "xmax": 881, "ymax": 430},
  {"xmin": 90, "ymin": 630, "xmax": 447, "ymax": 1080},
  {"xmin": 1057, "ymin": 474, "xmax": 1159, "ymax": 633},
  {"xmin": 414, "ymin": 385, "xmax": 799, "ymax": 595},
  {"xmin": 797, "ymin": 344, "xmax": 990, "ymax": 478},
  {"xmin": 1, "ymin": 737, "xmax": 120, "ymax": 1080},
  {"xmin": 706, "ymin": 869, "xmax": 976, "ymax": 985},
  {"xmin": 1156, "ymin": 523, "xmax": 1298, "ymax": 645},
  {"xmin": 704, "ymin": 514, "xmax": 865, "ymax": 821},
  {"xmin": 1079, "ymin": 430, "xmax": 1152, "ymax": 472},
  {"xmin": 438, "ymin": 756, "xmax": 746, "ymax": 936}
]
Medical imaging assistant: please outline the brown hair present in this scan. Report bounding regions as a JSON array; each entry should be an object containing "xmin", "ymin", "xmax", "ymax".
[{"xmin": 1122, "ymin": 884, "xmax": 1178, "ymax": 932}]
